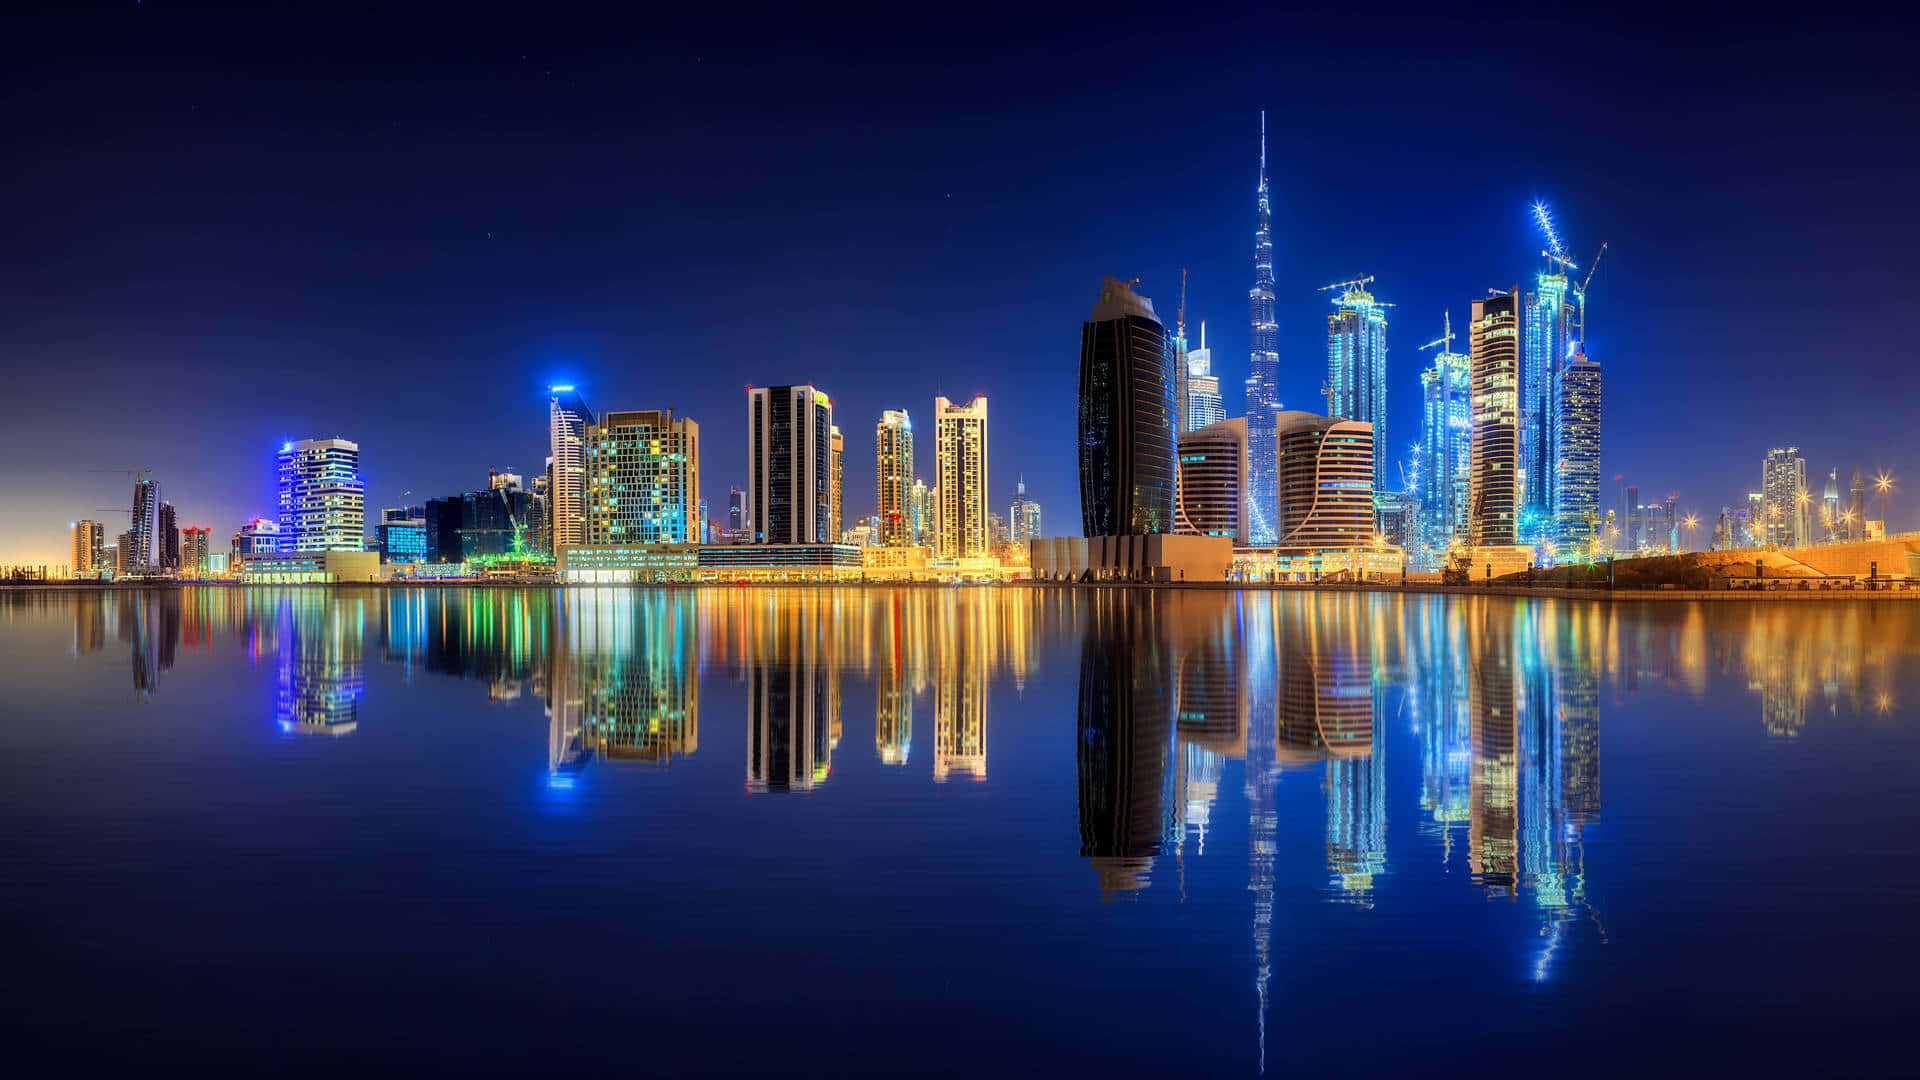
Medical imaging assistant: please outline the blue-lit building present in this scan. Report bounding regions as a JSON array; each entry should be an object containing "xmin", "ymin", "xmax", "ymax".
[
  {"xmin": 1245, "ymin": 112, "xmax": 1282, "ymax": 545},
  {"xmin": 1554, "ymin": 351, "xmax": 1602, "ymax": 553},
  {"xmin": 1078, "ymin": 276, "xmax": 1177, "ymax": 536},
  {"xmin": 1325, "ymin": 279, "xmax": 1390, "ymax": 501},
  {"xmin": 585, "ymin": 408, "xmax": 701, "ymax": 546},
  {"xmin": 376, "ymin": 506, "xmax": 428, "ymax": 563},
  {"xmin": 276, "ymin": 437, "xmax": 365, "ymax": 552},
  {"xmin": 1416, "ymin": 313, "xmax": 1471, "ymax": 569}
]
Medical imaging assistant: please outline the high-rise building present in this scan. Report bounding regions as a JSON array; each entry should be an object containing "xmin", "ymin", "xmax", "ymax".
[
  {"xmin": 876, "ymin": 410, "xmax": 914, "ymax": 546},
  {"xmin": 1078, "ymin": 276, "xmax": 1177, "ymax": 536},
  {"xmin": 1274, "ymin": 412, "xmax": 1374, "ymax": 549},
  {"xmin": 585, "ymin": 408, "xmax": 700, "ymax": 546},
  {"xmin": 129, "ymin": 479, "xmax": 163, "ymax": 570},
  {"xmin": 830, "ymin": 425, "xmax": 845, "ymax": 541},
  {"xmin": 1416, "ymin": 314, "xmax": 1471, "ymax": 568},
  {"xmin": 1848, "ymin": 468, "xmax": 1867, "ymax": 540},
  {"xmin": 1175, "ymin": 417, "xmax": 1248, "ymax": 547},
  {"xmin": 181, "ymin": 526, "xmax": 210, "ymax": 576},
  {"xmin": 159, "ymin": 501, "xmax": 180, "ymax": 571},
  {"xmin": 1761, "ymin": 447, "xmax": 1809, "ymax": 548},
  {"xmin": 908, "ymin": 477, "xmax": 932, "ymax": 548},
  {"xmin": 1822, "ymin": 468, "xmax": 1841, "ymax": 541},
  {"xmin": 70, "ymin": 519, "xmax": 104, "ymax": 578},
  {"xmin": 1469, "ymin": 291, "xmax": 1521, "ymax": 548},
  {"xmin": 377, "ymin": 506, "xmax": 428, "ymax": 563},
  {"xmin": 1009, "ymin": 476, "xmax": 1042, "ymax": 543},
  {"xmin": 1554, "ymin": 350, "xmax": 1602, "ymax": 552},
  {"xmin": 277, "ymin": 438, "xmax": 364, "ymax": 552},
  {"xmin": 548, "ymin": 386, "xmax": 595, "ymax": 549},
  {"xmin": 1745, "ymin": 492, "xmax": 1764, "ymax": 547},
  {"xmin": 1522, "ymin": 266, "xmax": 1574, "ymax": 539},
  {"xmin": 116, "ymin": 529, "xmax": 139, "ymax": 576},
  {"xmin": 1183, "ymin": 322, "xmax": 1227, "ymax": 433},
  {"xmin": 1324, "ymin": 279, "xmax": 1389, "ymax": 498},
  {"xmin": 746, "ymin": 385, "xmax": 834, "ymax": 544},
  {"xmin": 935, "ymin": 394, "xmax": 989, "ymax": 558},
  {"xmin": 1245, "ymin": 112, "xmax": 1282, "ymax": 545}
]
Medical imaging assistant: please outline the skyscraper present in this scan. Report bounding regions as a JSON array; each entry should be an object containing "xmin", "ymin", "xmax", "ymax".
[
  {"xmin": 1324, "ymin": 278, "xmax": 1389, "ymax": 499},
  {"xmin": 1554, "ymin": 350, "xmax": 1602, "ymax": 552},
  {"xmin": 1174, "ymin": 417, "xmax": 1248, "ymax": 547},
  {"xmin": 1761, "ymin": 447, "xmax": 1809, "ymax": 547},
  {"xmin": 1274, "ymin": 412, "xmax": 1374, "ymax": 549},
  {"xmin": 1183, "ymin": 321, "xmax": 1227, "ymax": 432},
  {"xmin": 934, "ymin": 394, "xmax": 989, "ymax": 558},
  {"xmin": 908, "ymin": 477, "xmax": 932, "ymax": 548},
  {"xmin": 1822, "ymin": 468, "xmax": 1840, "ymax": 540},
  {"xmin": 746, "ymin": 385, "xmax": 834, "ymax": 544},
  {"xmin": 1468, "ymin": 291, "xmax": 1521, "ymax": 549},
  {"xmin": 277, "ymin": 437, "xmax": 364, "ymax": 552},
  {"xmin": 830, "ymin": 425, "xmax": 845, "ymax": 542},
  {"xmin": 159, "ymin": 501, "xmax": 180, "ymax": 571},
  {"xmin": 876, "ymin": 410, "xmax": 914, "ymax": 546},
  {"xmin": 1417, "ymin": 313, "xmax": 1471, "ymax": 568},
  {"xmin": 129, "ymin": 478, "xmax": 163, "ymax": 570},
  {"xmin": 728, "ymin": 486, "xmax": 746, "ymax": 534},
  {"xmin": 1848, "ymin": 468, "xmax": 1867, "ymax": 540},
  {"xmin": 1245, "ymin": 112, "xmax": 1282, "ymax": 545},
  {"xmin": 180, "ymin": 526, "xmax": 210, "ymax": 576},
  {"xmin": 70, "ymin": 519, "xmax": 104, "ymax": 578},
  {"xmin": 585, "ymin": 408, "xmax": 700, "ymax": 546},
  {"xmin": 1522, "ymin": 263, "xmax": 1574, "ymax": 539},
  {"xmin": 1009, "ymin": 476, "xmax": 1042, "ymax": 544},
  {"xmin": 548, "ymin": 386, "xmax": 595, "ymax": 549},
  {"xmin": 1078, "ymin": 276, "xmax": 1177, "ymax": 536}
]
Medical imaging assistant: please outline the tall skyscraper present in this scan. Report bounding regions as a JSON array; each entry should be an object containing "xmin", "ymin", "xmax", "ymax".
[
  {"xmin": 70, "ymin": 519, "xmax": 104, "ymax": 577},
  {"xmin": 908, "ymin": 477, "xmax": 932, "ymax": 548},
  {"xmin": 830, "ymin": 425, "xmax": 845, "ymax": 541},
  {"xmin": 1245, "ymin": 112, "xmax": 1282, "ymax": 545},
  {"xmin": 1174, "ymin": 417, "xmax": 1248, "ymax": 547},
  {"xmin": 1324, "ymin": 278, "xmax": 1389, "ymax": 498},
  {"xmin": 1274, "ymin": 412, "xmax": 1374, "ymax": 549},
  {"xmin": 1761, "ymin": 447, "xmax": 1809, "ymax": 547},
  {"xmin": 277, "ymin": 437, "xmax": 364, "ymax": 552},
  {"xmin": 180, "ymin": 526, "xmax": 210, "ymax": 576},
  {"xmin": 1183, "ymin": 321, "xmax": 1227, "ymax": 432},
  {"xmin": 1009, "ymin": 476, "xmax": 1042, "ymax": 543},
  {"xmin": 728, "ymin": 487, "xmax": 746, "ymax": 534},
  {"xmin": 159, "ymin": 501, "xmax": 180, "ymax": 571},
  {"xmin": 548, "ymin": 387, "xmax": 595, "ymax": 549},
  {"xmin": 1822, "ymin": 468, "xmax": 1841, "ymax": 540},
  {"xmin": 584, "ymin": 409, "xmax": 700, "ymax": 546},
  {"xmin": 1554, "ymin": 350, "xmax": 1602, "ymax": 551},
  {"xmin": 1522, "ymin": 263, "xmax": 1574, "ymax": 539},
  {"xmin": 934, "ymin": 394, "xmax": 989, "ymax": 558},
  {"xmin": 129, "ymin": 479, "xmax": 163, "ymax": 570},
  {"xmin": 1468, "ymin": 291, "xmax": 1521, "ymax": 548},
  {"xmin": 746, "ymin": 385, "xmax": 834, "ymax": 544},
  {"xmin": 876, "ymin": 410, "xmax": 914, "ymax": 546},
  {"xmin": 1417, "ymin": 313, "xmax": 1471, "ymax": 568},
  {"xmin": 1848, "ymin": 468, "xmax": 1867, "ymax": 540},
  {"xmin": 1078, "ymin": 276, "xmax": 1177, "ymax": 536}
]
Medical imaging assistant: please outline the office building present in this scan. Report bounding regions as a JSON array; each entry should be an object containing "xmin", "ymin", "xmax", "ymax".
[
  {"xmin": 180, "ymin": 526, "xmax": 210, "ymax": 576},
  {"xmin": 1174, "ymin": 417, "xmax": 1248, "ymax": 547},
  {"xmin": 585, "ymin": 408, "xmax": 700, "ymax": 546},
  {"xmin": 909, "ymin": 477, "xmax": 933, "ymax": 549},
  {"xmin": 876, "ymin": 409, "xmax": 914, "ymax": 546},
  {"xmin": 116, "ymin": 529, "xmax": 139, "ymax": 576},
  {"xmin": 277, "ymin": 437, "xmax": 364, "ymax": 552},
  {"xmin": 1468, "ymin": 291, "xmax": 1521, "ymax": 548},
  {"xmin": 746, "ymin": 384, "xmax": 834, "ymax": 545},
  {"xmin": 1009, "ymin": 476, "xmax": 1042, "ymax": 543},
  {"xmin": 1554, "ymin": 351, "xmax": 1602, "ymax": 551},
  {"xmin": 1522, "ymin": 265, "xmax": 1574, "ymax": 538},
  {"xmin": 1183, "ymin": 321, "xmax": 1227, "ymax": 432},
  {"xmin": 1761, "ymin": 447, "xmax": 1809, "ymax": 548},
  {"xmin": 232, "ymin": 517, "xmax": 280, "ymax": 554},
  {"xmin": 1417, "ymin": 314, "xmax": 1471, "ymax": 568},
  {"xmin": 548, "ymin": 386, "xmax": 595, "ymax": 549},
  {"xmin": 70, "ymin": 519, "xmax": 104, "ymax": 578},
  {"xmin": 935, "ymin": 394, "xmax": 990, "ymax": 558},
  {"xmin": 1245, "ymin": 112, "xmax": 1282, "ymax": 545},
  {"xmin": 1325, "ymin": 278, "xmax": 1389, "ymax": 498},
  {"xmin": 1274, "ymin": 412, "xmax": 1374, "ymax": 549},
  {"xmin": 129, "ymin": 479, "xmax": 163, "ymax": 570},
  {"xmin": 1822, "ymin": 468, "xmax": 1841, "ymax": 541},
  {"xmin": 159, "ymin": 501, "xmax": 180, "ymax": 571},
  {"xmin": 728, "ymin": 486, "xmax": 746, "ymax": 533},
  {"xmin": 377, "ymin": 506, "xmax": 429, "ymax": 563},
  {"xmin": 1078, "ymin": 275, "xmax": 1177, "ymax": 536},
  {"xmin": 1848, "ymin": 468, "xmax": 1867, "ymax": 540},
  {"xmin": 830, "ymin": 425, "xmax": 845, "ymax": 541}
]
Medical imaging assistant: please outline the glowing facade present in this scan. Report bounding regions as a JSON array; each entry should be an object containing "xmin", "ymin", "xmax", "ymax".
[
  {"xmin": 1274, "ymin": 412, "xmax": 1374, "ymax": 550},
  {"xmin": 1183, "ymin": 322, "xmax": 1227, "ymax": 432},
  {"xmin": 876, "ymin": 409, "xmax": 914, "ymax": 546},
  {"xmin": 1174, "ymin": 417, "xmax": 1248, "ymax": 547},
  {"xmin": 1325, "ymin": 282, "xmax": 1389, "ymax": 497},
  {"xmin": 585, "ymin": 409, "xmax": 700, "ymax": 545},
  {"xmin": 1009, "ymin": 476, "xmax": 1042, "ymax": 543},
  {"xmin": 746, "ymin": 385, "xmax": 834, "ymax": 545},
  {"xmin": 277, "ymin": 438, "xmax": 364, "ymax": 552},
  {"xmin": 1522, "ymin": 270, "xmax": 1573, "ymax": 538},
  {"xmin": 548, "ymin": 387, "xmax": 595, "ymax": 549},
  {"xmin": 1554, "ymin": 353, "xmax": 1602, "ymax": 552},
  {"xmin": 1078, "ymin": 275, "xmax": 1177, "ymax": 536},
  {"xmin": 71, "ymin": 519, "xmax": 104, "ymax": 578},
  {"xmin": 1417, "ymin": 318, "xmax": 1471, "ymax": 568},
  {"xmin": 1761, "ymin": 447, "xmax": 1809, "ymax": 547},
  {"xmin": 1246, "ymin": 114, "xmax": 1281, "ymax": 545},
  {"xmin": 830, "ymin": 425, "xmax": 845, "ymax": 541},
  {"xmin": 934, "ymin": 395, "xmax": 989, "ymax": 558},
  {"xmin": 1469, "ymin": 292, "xmax": 1520, "ymax": 548},
  {"xmin": 129, "ymin": 479, "xmax": 164, "ymax": 569}
]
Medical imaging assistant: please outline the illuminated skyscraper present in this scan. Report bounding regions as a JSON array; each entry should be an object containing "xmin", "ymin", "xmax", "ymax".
[
  {"xmin": 908, "ymin": 477, "xmax": 932, "ymax": 548},
  {"xmin": 1009, "ymin": 476, "xmax": 1042, "ymax": 543},
  {"xmin": 746, "ymin": 385, "xmax": 834, "ymax": 544},
  {"xmin": 158, "ymin": 502, "xmax": 180, "ymax": 571},
  {"xmin": 935, "ymin": 394, "xmax": 989, "ymax": 558},
  {"xmin": 1324, "ymin": 278, "xmax": 1389, "ymax": 498},
  {"xmin": 728, "ymin": 486, "xmax": 745, "ymax": 534},
  {"xmin": 1184, "ymin": 321, "xmax": 1227, "ymax": 432},
  {"xmin": 1416, "ymin": 313, "xmax": 1471, "ymax": 568},
  {"xmin": 70, "ymin": 519, "xmax": 104, "ymax": 578},
  {"xmin": 548, "ymin": 386, "xmax": 595, "ymax": 549},
  {"xmin": 1078, "ymin": 276, "xmax": 1177, "ymax": 536},
  {"xmin": 1174, "ymin": 417, "xmax": 1248, "ymax": 546},
  {"xmin": 1848, "ymin": 468, "xmax": 1867, "ymax": 540},
  {"xmin": 830, "ymin": 425, "xmax": 845, "ymax": 541},
  {"xmin": 1245, "ymin": 112, "xmax": 1282, "ymax": 545},
  {"xmin": 180, "ymin": 526, "xmax": 210, "ymax": 576},
  {"xmin": 584, "ymin": 409, "xmax": 700, "ymax": 546},
  {"xmin": 1469, "ymin": 291, "xmax": 1521, "ymax": 548},
  {"xmin": 276, "ymin": 438, "xmax": 364, "ymax": 552},
  {"xmin": 129, "ymin": 479, "xmax": 163, "ymax": 570},
  {"xmin": 1274, "ymin": 412, "xmax": 1374, "ymax": 549},
  {"xmin": 1554, "ymin": 351, "xmax": 1602, "ymax": 550},
  {"xmin": 1822, "ymin": 468, "xmax": 1841, "ymax": 541},
  {"xmin": 1522, "ymin": 266, "xmax": 1573, "ymax": 539},
  {"xmin": 1761, "ymin": 447, "xmax": 1809, "ymax": 547},
  {"xmin": 876, "ymin": 410, "xmax": 914, "ymax": 546}
]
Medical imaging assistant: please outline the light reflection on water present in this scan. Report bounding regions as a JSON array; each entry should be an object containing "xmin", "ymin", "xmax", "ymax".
[{"xmin": 3, "ymin": 586, "xmax": 1916, "ymax": 1074}]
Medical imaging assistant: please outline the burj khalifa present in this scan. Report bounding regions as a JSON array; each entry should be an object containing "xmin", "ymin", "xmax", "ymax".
[{"xmin": 1244, "ymin": 111, "xmax": 1281, "ymax": 544}]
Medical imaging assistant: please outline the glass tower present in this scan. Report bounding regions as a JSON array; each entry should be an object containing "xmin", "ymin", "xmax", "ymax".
[
  {"xmin": 1245, "ymin": 112, "xmax": 1282, "ymax": 545},
  {"xmin": 1078, "ymin": 276, "xmax": 1177, "ymax": 536},
  {"xmin": 585, "ymin": 409, "xmax": 700, "ymax": 546},
  {"xmin": 1554, "ymin": 352, "xmax": 1602, "ymax": 552},
  {"xmin": 875, "ymin": 410, "xmax": 914, "ymax": 546},
  {"xmin": 1184, "ymin": 322, "xmax": 1227, "ymax": 432},
  {"xmin": 934, "ymin": 395, "xmax": 989, "ymax": 558},
  {"xmin": 1325, "ymin": 280, "xmax": 1390, "ymax": 498},
  {"xmin": 1469, "ymin": 292, "xmax": 1521, "ymax": 549},
  {"xmin": 1417, "ymin": 315, "xmax": 1471, "ymax": 569},
  {"xmin": 276, "ymin": 438, "xmax": 364, "ymax": 552}
]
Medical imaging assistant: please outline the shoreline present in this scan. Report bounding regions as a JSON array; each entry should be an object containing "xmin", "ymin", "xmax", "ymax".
[{"xmin": 5, "ymin": 580, "xmax": 1917, "ymax": 601}]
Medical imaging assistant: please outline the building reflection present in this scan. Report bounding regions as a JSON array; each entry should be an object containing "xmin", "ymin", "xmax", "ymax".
[
  {"xmin": 744, "ymin": 596, "xmax": 832, "ymax": 793},
  {"xmin": 875, "ymin": 592, "xmax": 912, "ymax": 765},
  {"xmin": 273, "ymin": 591, "xmax": 366, "ymax": 735},
  {"xmin": 1076, "ymin": 591, "xmax": 1178, "ymax": 898},
  {"xmin": 556, "ymin": 590, "xmax": 700, "ymax": 768},
  {"xmin": 933, "ymin": 591, "xmax": 987, "ymax": 782}
]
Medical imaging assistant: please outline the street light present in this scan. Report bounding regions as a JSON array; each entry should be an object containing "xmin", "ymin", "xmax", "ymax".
[
  {"xmin": 1876, "ymin": 472, "xmax": 1895, "ymax": 535},
  {"xmin": 1683, "ymin": 514, "xmax": 1698, "ymax": 553}
]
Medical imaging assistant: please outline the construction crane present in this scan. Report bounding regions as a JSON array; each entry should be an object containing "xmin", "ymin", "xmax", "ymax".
[
  {"xmin": 1532, "ymin": 202, "xmax": 1580, "ymax": 277},
  {"xmin": 1572, "ymin": 241, "xmax": 1608, "ymax": 344},
  {"xmin": 1318, "ymin": 275, "xmax": 1375, "ymax": 297},
  {"xmin": 88, "ymin": 467, "xmax": 152, "ymax": 483},
  {"xmin": 1418, "ymin": 311, "xmax": 1457, "ymax": 354},
  {"xmin": 1177, "ymin": 267, "xmax": 1188, "ymax": 343}
]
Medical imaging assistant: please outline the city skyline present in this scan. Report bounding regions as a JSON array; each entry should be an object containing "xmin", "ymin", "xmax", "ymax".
[{"xmin": 4, "ymin": 9, "xmax": 1917, "ymax": 564}]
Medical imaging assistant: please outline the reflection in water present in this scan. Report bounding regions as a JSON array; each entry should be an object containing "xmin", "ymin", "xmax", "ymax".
[
  {"xmin": 275, "ymin": 592, "xmax": 365, "ymax": 735},
  {"xmin": 1076, "ymin": 591, "xmax": 1178, "ymax": 898}
]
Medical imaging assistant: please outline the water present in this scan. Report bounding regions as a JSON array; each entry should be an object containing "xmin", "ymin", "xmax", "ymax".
[{"xmin": 3, "ymin": 586, "xmax": 1916, "ymax": 1074}]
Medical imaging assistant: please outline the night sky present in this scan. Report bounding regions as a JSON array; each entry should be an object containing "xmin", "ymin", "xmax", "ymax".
[{"xmin": 6, "ymin": 4, "xmax": 1916, "ymax": 563}]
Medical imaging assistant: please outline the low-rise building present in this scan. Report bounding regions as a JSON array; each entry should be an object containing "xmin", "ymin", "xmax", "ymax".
[
  {"xmin": 233, "ymin": 550, "xmax": 380, "ymax": 583},
  {"xmin": 1029, "ymin": 534, "xmax": 1232, "ymax": 582}
]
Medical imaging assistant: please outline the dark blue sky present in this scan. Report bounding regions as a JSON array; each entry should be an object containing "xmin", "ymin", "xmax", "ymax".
[{"xmin": 5, "ymin": 4, "xmax": 1916, "ymax": 561}]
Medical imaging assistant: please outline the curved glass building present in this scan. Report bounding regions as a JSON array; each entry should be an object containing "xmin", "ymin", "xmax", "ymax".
[{"xmin": 1078, "ymin": 276, "xmax": 1177, "ymax": 536}]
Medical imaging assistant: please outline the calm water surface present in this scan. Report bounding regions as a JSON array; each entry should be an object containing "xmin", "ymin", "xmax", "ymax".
[{"xmin": 3, "ymin": 586, "xmax": 1917, "ymax": 1075}]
